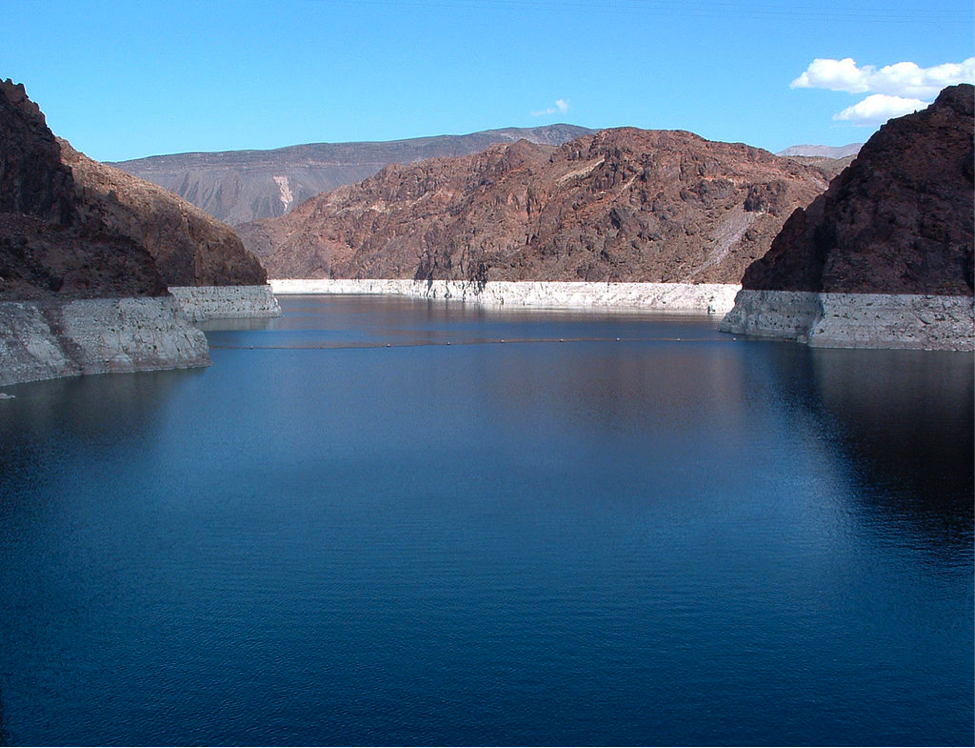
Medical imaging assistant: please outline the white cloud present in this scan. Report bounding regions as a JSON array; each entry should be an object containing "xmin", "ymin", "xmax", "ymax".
[
  {"xmin": 532, "ymin": 98, "xmax": 570, "ymax": 117},
  {"xmin": 792, "ymin": 56, "xmax": 975, "ymax": 98},
  {"xmin": 792, "ymin": 57, "xmax": 870, "ymax": 93},
  {"xmin": 832, "ymin": 93, "xmax": 929, "ymax": 125},
  {"xmin": 792, "ymin": 56, "xmax": 974, "ymax": 127}
]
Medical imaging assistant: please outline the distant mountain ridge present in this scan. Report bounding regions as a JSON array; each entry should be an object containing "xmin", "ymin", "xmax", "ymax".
[
  {"xmin": 112, "ymin": 125, "xmax": 594, "ymax": 225},
  {"xmin": 777, "ymin": 143, "xmax": 863, "ymax": 158}
]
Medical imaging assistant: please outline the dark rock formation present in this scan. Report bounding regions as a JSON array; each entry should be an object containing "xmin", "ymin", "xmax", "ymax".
[
  {"xmin": 0, "ymin": 78, "xmax": 267, "ymax": 301},
  {"xmin": 112, "ymin": 125, "xmax": 593, "ymax": 225},
  {"xmin": 239, "ymin": 128, "xmax": 831, "ymax": 284},
  {"xmin": 0, "ymin": 80, "xmax": 72, "ymax": 224},
  {"xmin": 0, "ymin": 80, "xmax": 213, "ymax": 385},
  {"xmin": 60, "ymin": 140, "xmax": 267, "ymax": 287},
  {"xmin": 0, "ymin": 79, "xmax": 166, "ymax": 300},
  {"xmin": 742, "ymin": 84, "xmax": 974, "ymax": 296}
]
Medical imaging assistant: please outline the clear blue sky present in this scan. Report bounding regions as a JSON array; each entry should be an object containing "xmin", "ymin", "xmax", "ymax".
[{"xmin": 3, "ymin": 0, "xmax": 972, "ymax": 162}]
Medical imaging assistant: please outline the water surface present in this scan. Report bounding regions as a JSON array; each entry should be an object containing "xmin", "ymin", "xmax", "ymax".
[{"xmin": 0, "ymin": 295, "xmax": 971, "ymax": 745}]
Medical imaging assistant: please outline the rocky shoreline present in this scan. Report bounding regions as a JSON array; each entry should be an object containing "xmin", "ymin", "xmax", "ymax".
[
  {"xmin": 270, "ymin": 278, "xmax": 742, "ymax": 315},
  {"xmin": 0, "ymin": 287, "xmax": 284, "ymax": 387},
  {"xmin": 169, "ymin": 285, "xmax": 281, "ymax": 322},
  {"xmin": 719, "ymin": 290, "xmax": 975, "ymax": 350},
  {"xmin": 722, "ymin": 86, "xmax": 974, "ymax": 351},
  {"xmin": 0, "ymin": 80, "xmax": 282, "ymax": 388},
  {"xmin": 0, "ymin": 296, "xmax": 210, "ymax": 387}
]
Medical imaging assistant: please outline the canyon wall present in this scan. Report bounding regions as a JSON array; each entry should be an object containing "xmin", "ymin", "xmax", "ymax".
[{"xmin": 239, "ymin": 128, "xmax": 832, "ymax": 287}]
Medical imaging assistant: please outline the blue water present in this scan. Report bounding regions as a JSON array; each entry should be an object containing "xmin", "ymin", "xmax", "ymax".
[{"xmin": 0, "ymin": 295, "xmax": 971, "ymax": 746}]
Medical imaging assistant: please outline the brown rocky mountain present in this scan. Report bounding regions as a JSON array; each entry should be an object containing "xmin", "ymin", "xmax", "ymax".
[
  {"xmin": 741, "ymin": 84, "xmax": 974, "ymax": 295},
  {"xmin": 112, "ymin": 125, "xmax": 593, "ymax": 226},
  {"xmin": 0, "ymin": 79, "xmax": 165, "ymax": 300},
  {"xmin": 59, "ymin": 140, "xmax": 266, "ymax": 287},
  {"xmin": 239, "ymin": 128, "xmax": 833, "ymax": 284}
]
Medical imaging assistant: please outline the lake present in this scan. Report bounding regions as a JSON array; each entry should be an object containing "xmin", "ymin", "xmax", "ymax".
[{"xmin": 0, "ymin": 294, "xmax": 971, "ymax": 746}]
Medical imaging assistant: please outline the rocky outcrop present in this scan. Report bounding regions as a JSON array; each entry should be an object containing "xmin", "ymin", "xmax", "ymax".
[
  {"xmin": 722, "ymin": 84, "xmax": 974, "ymax": 350},
  {"xmin": 0, "ymin": 80, "xmax": 167, "ymax": 301},
  {"xmin": 720, "ymin": 290, "xmax": 973, "ymax": 350},
  {"xmin": 0, "ymin": 297, "xmax": 209, "ymax": 386},
  {"xmin": 59, "ymin": 140, "xmax": 268, "ymax": 288},
  {"xmin": 240, "ymin": 128, "xmax": 831, "ymax": 286},
  {"xmin": 57, "ymin": 138, "xmax": 279, "ymax": 320},
  {"xmin": 1, "ymin": 79, "xmax": 215, "ymax": 385},
  {"xmin": 168, "ymin": 285, "xmax": 281, "ymax": 322},
  {"xmin": 0, "ymin": 80, "xmax": 73, "ymax": 224},
  {"xmin": 112, "ymin": 125, "xmax": 593, "ymax": 225}
]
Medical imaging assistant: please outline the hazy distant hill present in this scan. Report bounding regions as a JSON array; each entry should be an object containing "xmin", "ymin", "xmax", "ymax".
[
  {"xmin": 776, "ymin": 143, "xmax": 863, "ymax": 158},
  {"xmin": 112, "ymin": 125, "xmax": 593, "ymax": 225},
  {"xmin": 780, "ymin": 154, "xmax": 857, "ymax": 179}
]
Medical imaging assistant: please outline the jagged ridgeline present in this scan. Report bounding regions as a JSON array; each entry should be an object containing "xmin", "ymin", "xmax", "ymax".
[
  {"xmin": 0, "ymin": 79, "xmax": 167, "ymax": 300},
  {"xmin": 237, "ymin": 129, "xmax": 835, "ymax": 284},
  {"xmin": 0, "ymin": 78, "xmax": 269, "ymax": 299},
  {"xmin": 58, "ymin": 140, "xmax": 268, "ymax": 288}
]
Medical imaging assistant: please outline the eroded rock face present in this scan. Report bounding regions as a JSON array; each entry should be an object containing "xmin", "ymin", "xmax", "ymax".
[
  {"xmin": 0, "ymin": 79, "xmax": 267, "ymax": 302},
  {"xmin": 0, "ymin": 79, "xmax": 166, "ymax": 300},
  {"xmin": 60, "ymin": 141, "xmax": 268, "ymax": 287},
  {"xmin": 0, "ymin": 80, "xmax": 73, "ymax": 224},
  {"xmin": 240, "ymin": 128, "xmax": 831, "ymax": 284},
  {"xmin": 0, "ymin": 212, "xmax": 168, "ymax": 300},
  {"xmin": 741, "ymin": 84, "xmax": 974, "ymax": 296},
  {"xmin": 0, "ymin": 297, "xmax": 210, "ymax": 386}
]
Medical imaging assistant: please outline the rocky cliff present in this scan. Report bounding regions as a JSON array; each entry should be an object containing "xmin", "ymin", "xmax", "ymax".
[
  {"xmin": 0, "ymin": 80, "xmax": 167, "ymax": 301},
  {"xmin": 0, "ymin": 79, "xmax": 209, "ymax": 384},
  {"xmin": 60, "ymin": 140, "xmax": 268, "ymax": 287},
  {"xmin": 0, "ymin": 297, "xmax": 210, "ymax": 386},
  {"xmin": 112, "ymin": 125, "xmax": 593, "ymax": 225},
  {"xmin": 239, "ymin": 128, "xmax": 832, "ymax": 286},
  {"xmin": 721, "ymin": 84, "xmax": 974, "ymax": 350}
]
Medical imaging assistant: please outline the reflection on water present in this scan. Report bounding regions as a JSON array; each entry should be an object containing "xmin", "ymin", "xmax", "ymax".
[
  {"xmin": 479, "ymin": 339, "xmax": 754, "ymax": 438},
  {"xmin": 0, "ymin": 683, "xmax": 6, "ymax": 748},
  {"xmin": 766, "ymin": 345, "xmax": 975, "ymax": 552},
  {"xmin": 209, "ymin": 294, "xmax": 728, "ymax": 350},
  {"xmin": 0, "ymin": 367, "xmax": 197, "ymax": 438},
  {"xmin": 0, "ymin": 369, "xmax": 199, "ymax": 499},
  {"xmin": 196, "ymin": 315, "xmax": 279, "ymax": 333}
]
